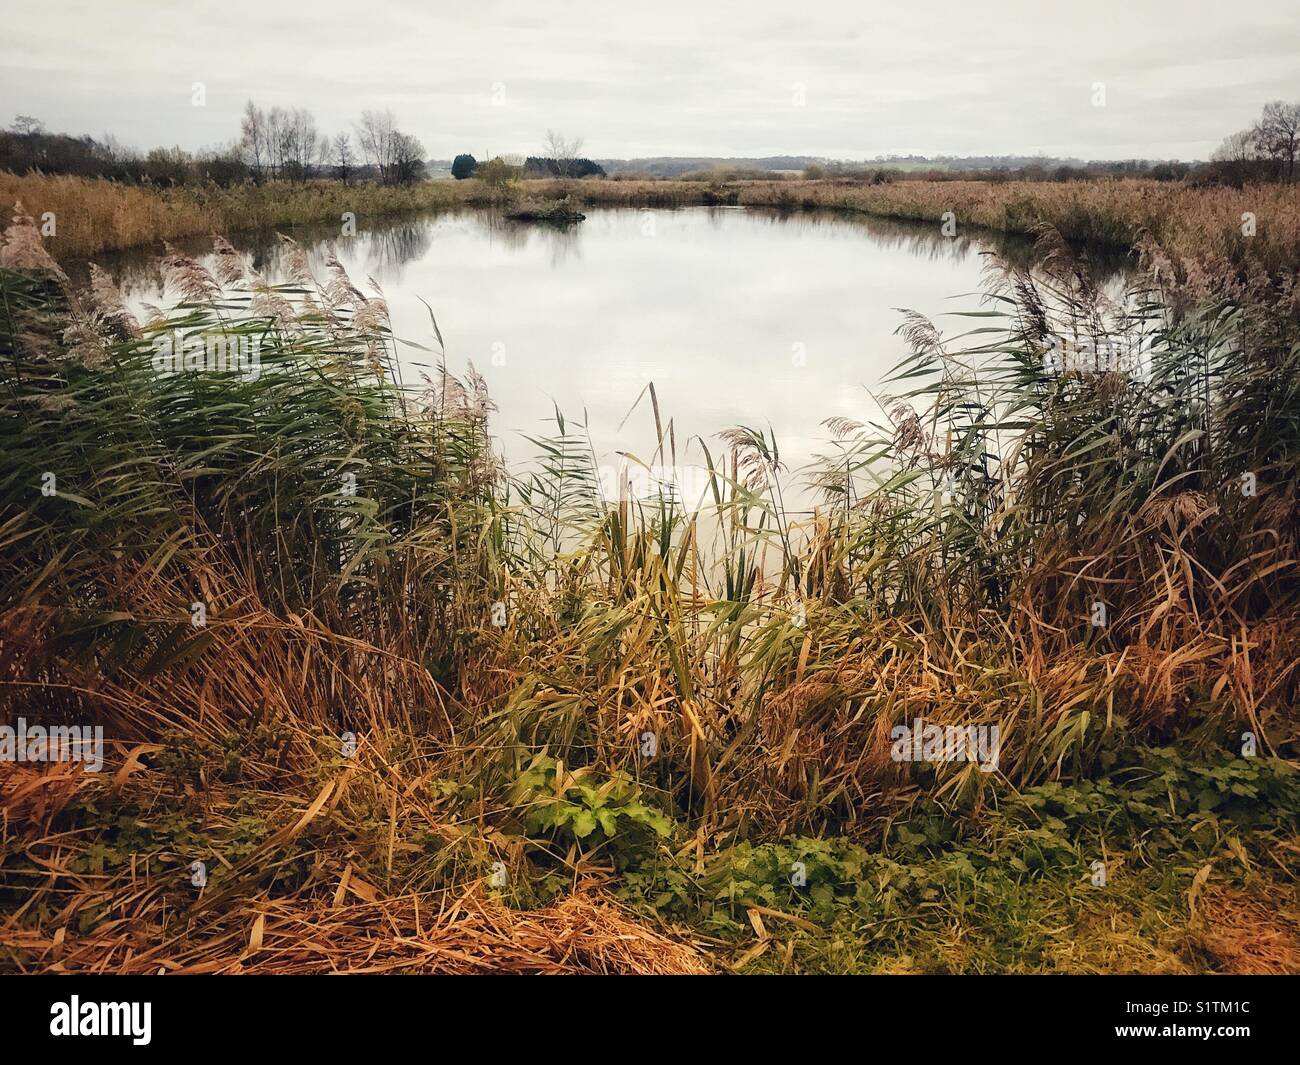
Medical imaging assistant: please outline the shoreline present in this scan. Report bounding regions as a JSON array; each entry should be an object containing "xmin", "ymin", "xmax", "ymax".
[{"xmin": 5, "ymin": 172, "xmax": 1298, "ymax": 271}]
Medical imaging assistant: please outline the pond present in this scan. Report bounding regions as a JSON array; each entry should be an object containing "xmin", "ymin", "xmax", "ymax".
[{"xmin": 87, "ymin": 206, "xmax": 1130, "ymax": 502}]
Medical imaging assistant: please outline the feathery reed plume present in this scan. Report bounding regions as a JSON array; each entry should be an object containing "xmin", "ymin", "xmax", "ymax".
[
  {"xmin": 159, "ymin": 241, "xmax": 221, "ymax": 302},
  {"xmin": 1, "ymin": 215, "xmax": 1298, "ymax": 976},
  {"xmin": 87, "ymin": 263, "xmax": 140, "ymax": 339},
  {"xmin": 277, "ymin": 232, "xmax": 315, "ymax": 287},
  {"xmin": 0, "ymin": 201, "xmax": 66, "ymax": 280},
  {"xmin": 210, "ymin": 234, "xmax": 249, "ymax": 286}
]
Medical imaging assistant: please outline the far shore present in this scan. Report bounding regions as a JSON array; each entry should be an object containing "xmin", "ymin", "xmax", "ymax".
[{"xmin": 5, "ymin": 170, "xmax": 1299, "ymax": 272}]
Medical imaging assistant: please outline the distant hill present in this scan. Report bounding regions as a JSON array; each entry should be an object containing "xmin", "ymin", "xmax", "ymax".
[
  {"xmin": 595, "ymin": 154, "xmax": 1184, "ymax": 176},
  {"xmin": 597, "ymin": 156, "xmax": 820, "ymax": 177}
]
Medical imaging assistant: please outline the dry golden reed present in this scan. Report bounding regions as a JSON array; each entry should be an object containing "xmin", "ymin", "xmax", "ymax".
[
  {"xmin": 6, "ymin": 169, "xmax": 1300, "ymax": 272},
  {"xmin": 0, "ymin": 200, "xmax": 1296, "ymax": 974}
]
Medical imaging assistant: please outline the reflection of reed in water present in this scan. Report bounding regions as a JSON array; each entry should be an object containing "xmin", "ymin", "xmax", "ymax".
[
  {"xmin": 76, "ymin": 203, "xmax": 1131, "ymax": 304},
  {"xmin": 70, "ymin": 214, "xmax": 444, "ymax": 297},
  {"xmin": 743, "ymin": 206, "xmax": 1132, "ymax": 282}
]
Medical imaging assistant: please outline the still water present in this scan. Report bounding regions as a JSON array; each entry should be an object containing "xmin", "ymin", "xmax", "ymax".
[{"xmin": 91, "ymin": 207, "xmax": 1127, "ymax": 493}]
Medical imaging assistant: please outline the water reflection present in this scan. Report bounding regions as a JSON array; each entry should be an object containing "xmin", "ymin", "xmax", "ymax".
[
  {"xmin": 84, "ymin": 206, "xmax": 1131, "ymax": 484},
  {"xmin": 77, "ymin": 205, "xmax": 1128, "ymax": 295}
]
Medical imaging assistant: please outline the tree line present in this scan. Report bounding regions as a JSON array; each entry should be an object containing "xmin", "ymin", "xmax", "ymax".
[
  {"xmin": 0, "ymin": 103, "xmax": 428, "ymax": 187},
  {"xmin": 451, "ymin": 132, "xmax": 604, "ymax": 183},
  {"xmin": 451, "ymin": 154, "xmax": 606, "ymax": 180},
  {"xmin": 1211, "ymin": 100, "xmax": 1300, "ymax": 186},
  {"xmin": 238, "ymin": 103, "xmax": 424, "ymax": 185},
  {"xmin": 0, "ymin": 114, "xmax": 247, "ymax": 186},
  {"xmin": 4, "ymin": 101, "xmax": 1296, "ymax": 191}
]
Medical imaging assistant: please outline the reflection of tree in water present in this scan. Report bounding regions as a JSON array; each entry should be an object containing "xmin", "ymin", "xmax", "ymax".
[
  {"xmin": 250, "ymin": 219, "xmax": 434, "ymax": 286},
  {"xmin": 471, "ymin": 210, "xmax": 582, "ymax": 268},
  {"xmin": 536, "ymin": 222, "xmax": 582, "ymax": 269},
  {"xmin": 79, "ymin": 203, "xmax": 1128, "ymax": 306},
  {"xmin": 475, "ymin": 211, "xmax": 530, "ymax": 254},
  {"xmin": 358, "ymin": 220, "xmax": 435, "ymax": 278}
]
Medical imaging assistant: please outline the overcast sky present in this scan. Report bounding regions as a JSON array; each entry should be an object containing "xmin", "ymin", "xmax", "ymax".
[{"xmin": 4, "ymin": 0, "xmax": 1297, "ymax": 161}]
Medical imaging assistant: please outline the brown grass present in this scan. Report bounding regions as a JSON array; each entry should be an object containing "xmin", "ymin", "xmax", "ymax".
[
  {"xmin": 1195, "ymin": 883, "xmax": 1300, "ymax": 975},
  {"xmin": 8, "ymin": 170, "xmax": 1300, "ymax": 272},
  {"xmin": 0, "ymin": 173, "xmax": 465, "ymax": 259},
  {"xmin": 0, "ymin": 209, "xmax": 1296, "ymax": 975},
  {"xmin": 544, "ymin": 176, "xmax": 1300, "ymax": 270},
  {"xmin": 0, "ymin": 745, "xmax": 711, "ymax": 974}
]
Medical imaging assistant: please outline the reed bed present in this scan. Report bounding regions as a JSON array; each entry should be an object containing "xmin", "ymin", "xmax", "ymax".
[
  {"xmin": 0, "ymin": 204, "xmax": 1296, "ymax": 972},
  {"xmin": 548, "ymin": 177, "xmax": 1300, "ymax": 272},
  {"xmin": 3, "ymin": 752, "xmax": 709, "ymax": 975},
  {"xmin": 9, "ymin": 170, "xmax": 1300, "ymax": 274},
  {"xmin": 0, "ymin": 172, "xmax": 466, "ymax": 259}
]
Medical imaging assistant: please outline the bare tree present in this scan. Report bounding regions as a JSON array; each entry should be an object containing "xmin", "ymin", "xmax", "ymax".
[
  {"xmin": 543, "ymin": 129, "xmax": 584, "ymax": 180},
  {"xmin": 241, "ymin": 102, "xmax": 418, "ymax": 185},
  {"xmin": 264, "ymin": 107, "xmax": 321, "ymax": 182},
  {"xmin": 239, "ymin": 101, "xmax": 269, "ymax": 182},
  {"xmin": 1254, "ymin": 100, "xmax": 1300, "ymax": 182},
  {"xmin": 332, "ymin": 133, "xmax": 355, "ymax": 184},
  {"xmin": 356, "ymin": 110, "xmax": 399, "ymax": 184},
  {"xmin": 266, "ymin": 106, "xmax": 288, "ymax": 180},
  {"xmin": 315, "ymin": 133, "xmax": 332, "ymax": 173},
  {"xmin": 1211, "ymin": 129, "xmax": 1259, "ymax": 186},
  {"xmin": 391, "ymin": 132, "xmax": 426, "ymax": 185},
  {"xmin": 101, "ymin": 133, "xmax": 136, "ymax": 168},
  {"xmin": 9, "ymin": 115, "xmax": 44, "ymax": 137},
  {"xmin": 356, "ymin": 111, "xmax": 424, "ymax": 185}
]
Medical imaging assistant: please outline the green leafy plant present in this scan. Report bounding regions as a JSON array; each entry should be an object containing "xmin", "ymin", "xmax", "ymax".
[{"xmin": 507, "ymin": 754, "xmax": 675, "ymax": 865}]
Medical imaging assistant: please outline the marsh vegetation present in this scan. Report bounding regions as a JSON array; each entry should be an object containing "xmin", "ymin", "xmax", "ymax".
[{"xmin": 1, "ymin": 194, "xmax": 1296, "ymax": 971}]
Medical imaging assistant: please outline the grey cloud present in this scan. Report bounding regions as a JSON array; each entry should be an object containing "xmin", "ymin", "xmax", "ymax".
[{"xmin": 1, "ymin": 0, "xmax": 1296, "ymax": 160}]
